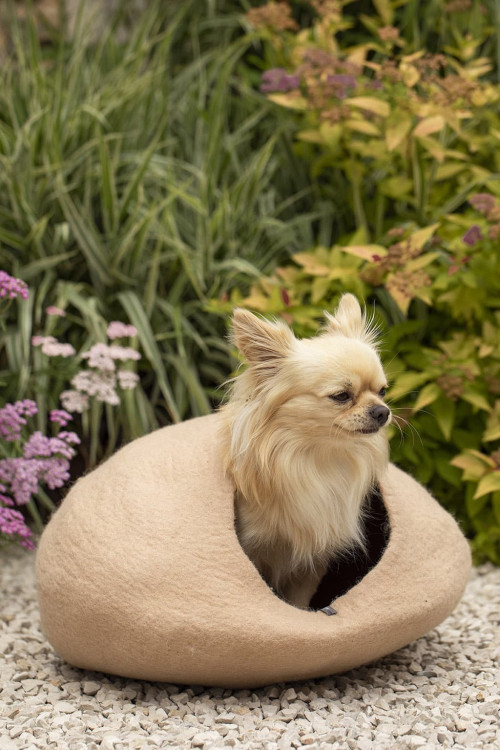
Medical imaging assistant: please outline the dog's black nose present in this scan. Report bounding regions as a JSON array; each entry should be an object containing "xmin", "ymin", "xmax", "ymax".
[{"xmin": 369, "ymin": 404, "xmax": 390, "ymax": 426}]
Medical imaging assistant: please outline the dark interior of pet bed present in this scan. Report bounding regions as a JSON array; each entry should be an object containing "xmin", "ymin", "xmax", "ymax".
[{"xmin": 309, "ymin": 488, "xmax": 390, "ymax": 610}]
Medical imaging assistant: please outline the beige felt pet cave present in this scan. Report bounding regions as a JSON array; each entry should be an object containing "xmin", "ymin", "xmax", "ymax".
[{"xmin": 36, "ymin": 414, "xmax": 471, "ymax": 689}]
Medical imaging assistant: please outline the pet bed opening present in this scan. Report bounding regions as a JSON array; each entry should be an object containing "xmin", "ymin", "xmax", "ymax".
[
  {"xmin": 309, "ymin": 487, "xmax": 390, "ymax": 610},
  {"xmin": 233, "ymin": 486, "xmax": 390, "ymax": 611}
]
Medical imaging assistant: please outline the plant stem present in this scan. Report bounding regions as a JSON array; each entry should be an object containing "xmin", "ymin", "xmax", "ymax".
[{"xmin": 26, "ymin": 499, "xmax": 44, "ymax": 534}]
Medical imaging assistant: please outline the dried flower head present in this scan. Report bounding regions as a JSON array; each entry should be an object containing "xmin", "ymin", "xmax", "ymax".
[
  {"xmin": 378, "ymin": 26, "xmax": 400, "ymax": 42},
  {"xmin": 246, "ymin": 2, "xmax": 298, "ymax": 31},
  {"xmin": 469, "ymin": 193, "xmax": 496, "ymax": 216}
]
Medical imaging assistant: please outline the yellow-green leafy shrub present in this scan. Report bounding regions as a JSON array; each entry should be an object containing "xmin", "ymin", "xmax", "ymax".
[{"xmin": 211, "ymin": 0, "xmax": 500, "ymax": 563}]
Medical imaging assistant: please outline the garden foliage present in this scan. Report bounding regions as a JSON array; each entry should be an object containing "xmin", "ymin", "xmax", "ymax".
[
  {"xmin": 1, "ymin": 0, "xmax": 500, "ymax": 563},
  {"xmin": 214, "ymin": 0, "xmax": 500, "ymax": 563},
  {"xmin": 0, "ymin": 2, "xmax": 316, "ymax": 460}
]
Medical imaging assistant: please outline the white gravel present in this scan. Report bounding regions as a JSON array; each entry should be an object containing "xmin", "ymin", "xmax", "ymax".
[{"xmin": 1, "ymin": 547, "xmax": 499, "ymax": 749}]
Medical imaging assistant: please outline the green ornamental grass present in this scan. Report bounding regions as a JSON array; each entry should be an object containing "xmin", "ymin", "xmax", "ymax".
[{"xmin": 0, "ymin": 0, "xmax": 318, "ymax": 457}]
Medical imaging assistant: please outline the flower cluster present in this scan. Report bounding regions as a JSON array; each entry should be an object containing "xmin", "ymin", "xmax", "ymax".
[
  {"xmin": 0, "ymin": 507, "xmax": 34, "ymax": 550},
  {"xmin": 260, "ymin": 68, "xmax": 299, "ymax": 94},
  {"xmin": 59, "ymin": 323, "xmax": 141, "ymax": 413},
  {"xmin": 107, "ymin": 321, "xmax": 137, "ymax": 339},
  {"xmin": 466, "ymin": 193, "xmax": 500, "ymax": 242},
  {"xmin": 0, "ymin": 400, "xmax": 38, "ymax": 442},
  {"xmin": 32, "ymin": 336, "xmax": 76, "ymax": 357},
  {"xmin": 46, "ymin": 306, "xmax": 66, "ymax": 317},
  {"xmin": 0, "ymin": 271, "xmax": 29, "ymax": 300},
  {"xmin": 0, "ymin": 402, "xmax": 80, "ymax": 550}
]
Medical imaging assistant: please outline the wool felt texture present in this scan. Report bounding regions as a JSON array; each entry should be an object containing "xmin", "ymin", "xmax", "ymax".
[{"xmin": 36, "ymin": 414, "xmax": 471, "ymax": 689}]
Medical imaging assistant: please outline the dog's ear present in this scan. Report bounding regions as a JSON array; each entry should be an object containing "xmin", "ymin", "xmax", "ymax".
[
  {"xmin": 324, "ymin": 294, "xmax": 378, "ymax": 347},
  {"xmin": 232, "ymin": 309, "xmax": 294, "ymax": 373}
]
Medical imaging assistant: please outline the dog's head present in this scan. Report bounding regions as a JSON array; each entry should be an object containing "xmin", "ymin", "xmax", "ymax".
[{"xmin": 231, "ymin": 294, "xmax": 391, "ymax": 441}]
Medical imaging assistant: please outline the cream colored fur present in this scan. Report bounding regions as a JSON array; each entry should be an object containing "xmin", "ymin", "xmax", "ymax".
[{"xmin": 221, "ymin": 294, "xmax": 391, "ymax": 609}]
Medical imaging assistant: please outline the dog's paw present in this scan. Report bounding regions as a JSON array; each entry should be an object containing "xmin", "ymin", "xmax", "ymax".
[{"xmin": 320, "ymin": 605, "xmax": 337, "ymax": 616}]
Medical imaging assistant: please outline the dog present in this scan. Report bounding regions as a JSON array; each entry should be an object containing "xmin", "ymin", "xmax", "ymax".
[{"xmin": 220, "ymin": 293, "xmax": 391, "ymax": 610}]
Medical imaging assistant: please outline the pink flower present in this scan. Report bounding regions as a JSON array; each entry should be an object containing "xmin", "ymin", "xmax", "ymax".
[
  {"xmin": 107, "ymin": 321, "xmax": 138, "ymax": 339},
  {"xmin": 117, "ymin": 370, "xmax": 140, "ymax": 390},
  {"xmin": 32, "ymin": 336, "xmax": 76, "ymax": 357},
  {"xmin": 60, "ymin": 390, "xmax": 90, "ymax": 414},
  {"xmin": 80, "ymin": 342, "xmax": 140, "ymax": 370},
  {"xmin": 0, "ymin": 271, "xmax": 29, "ymax": 300},
  {"xmin": 45, "ymin": 306, "xmax": 66, "ymax": 317},
  {"xmin": 109, "ymin": 345, "xmax": 141, "ymax": 361},
  {"xmin": 71, "ymin": 370, "xmax": 120, "ymax": 406},
  {"xmin": 81, "ymin": 343, "xmax": 116, "ymax": 371}
]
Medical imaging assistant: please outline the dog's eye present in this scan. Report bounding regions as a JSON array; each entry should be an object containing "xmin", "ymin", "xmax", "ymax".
[
  {"xmin": 379, "ymin": 387, "xmax": 387, "ymax": 398},
  {"xmin": 329, "ymin": 392, "xmax": 350, "ymax": 403}
]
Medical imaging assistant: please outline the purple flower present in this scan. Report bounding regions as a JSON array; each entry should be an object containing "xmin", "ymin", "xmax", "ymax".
[
  {"xmin": 0, "ymin": 430, "xmax": 79, "ymax": 506},
  {"xmin": 462, "ymin": 225, "xmax": 483, "ymax": 246},
  {"xmin": 39, "ymin": 457, "xmax": 71, "ymax": 490},
  {"xmin": 0, "ymin": 400, "xmax": 38, "ymax": 442},
  {"xmin": 49, "ymin": 409, "xmax": 73, "ymax": 427},
  {"xmin": 57, "ymin": 431, "xmax": 80, "ymax": 445},
  {"xmin": 23, "ymin": 432, "xmax": 53, "ymax": 458},
  {"xmin": 0, "ymin": 271, "xmax": 29, "ymax": 300},
  {"xmin": 22, "ymin": 431, "xmax": 79, "ymax": 461},
  {"xmin": 0, "ymin": 458, "xmax": 41, "ymax": 505},
  {"xmin": 260, "ymin": 68, "xmax": 299, "ymax": 93},
  {"xmin": 0, "ymin": 482, "xmax": 14, "ymax": 506},
  {"xmin": 0, "ymin": 506, "xmax": 34, "ymax": 550}
]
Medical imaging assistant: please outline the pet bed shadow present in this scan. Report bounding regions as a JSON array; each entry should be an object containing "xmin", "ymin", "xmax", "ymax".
[{"xmin": 36, "ymin": 414, "xmax": 471, "ymax": 689}]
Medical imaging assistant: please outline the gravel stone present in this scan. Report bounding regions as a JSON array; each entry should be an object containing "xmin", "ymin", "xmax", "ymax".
[{"xmin": 1, "ymin": 547, "xmax": 499, "ymax": 749}]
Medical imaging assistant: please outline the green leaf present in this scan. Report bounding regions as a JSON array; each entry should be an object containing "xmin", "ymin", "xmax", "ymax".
[
  {"xmin": 412, "ymin": 382, "xmax": 441, "ymax": 412},
  {"xmin": 339, "ymin": 244, "xmax": 387, "ymax": 261},
  {"xmin": 56, "ymin": 188, "xmax": 111, "ymax": 290},
  {"xmin": 432, "ymin": 396, "xmax": 456, "ymax": 440},
  {"xmin": 373, "ymin": 0, "xmax": 393, "ymax": 24},
  {"xmin": 483, "ymin": 423, "xmax": 500, "ymax": 442},
  {"xmin": 267, "ymin": 93, "xmax": 308, "ymax": 110},
  {"xmin": 389, "ymin": 372, "xmax": 430, "ymax": 401},
  {"xmin": 346, "ymin": 97, "xmax": 390, "ymax": 117},
  {"xmin": 461, "ymin": 388, "xmax": 492, "ymax": 412},
  {"xmin": 118, "ymin": 291, "xmax": 180, "ymax": 423},
  {"xmin": 385, "ymin": 111, "xmax": 413, "ymax": 152},
  {"xmin": 493, "ymin": 492, "xmax": 500, "ymax": 525},
  {"xmin": 474, "ymin": 472, "xmax": 500, "ymax": 499},
  {"xmin": 451, "ymin": 450, "xmax": 494, "ymax": 481}
]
